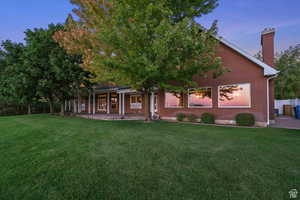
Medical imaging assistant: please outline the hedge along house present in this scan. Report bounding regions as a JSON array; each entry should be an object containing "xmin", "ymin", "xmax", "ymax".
[{"xmin": 71, "ymin": 28, "xmax": 279, "ymax": 127}]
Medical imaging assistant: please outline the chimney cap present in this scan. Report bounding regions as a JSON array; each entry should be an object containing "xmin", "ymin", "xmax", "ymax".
[{"xmin": 262, "ymin": 28, "xmax": 275, "ymax": 35}]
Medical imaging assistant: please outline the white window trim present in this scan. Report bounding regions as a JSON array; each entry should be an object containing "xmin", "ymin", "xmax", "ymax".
[
  {"xmin": 130, "ymin": 95, "xmax": 142, "ymax": 109},
  {"xmin": 164, "ymin": 92, "xmax": 184, "ymax": 108},
  {"xmin": 188, "ymin": 87, "xmax": 213, "ymax": 108},
  {"xmin": 218, "ymin": 83, "xmax": 252, "ymax": 108}
]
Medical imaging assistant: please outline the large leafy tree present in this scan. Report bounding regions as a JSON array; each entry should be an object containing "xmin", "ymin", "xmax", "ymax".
[
  {"xmin": 55, "ymin": 0, "xmax": 224, "ymax": 119},
  {"xmin": 53, "ymin": 2, "xmax": 114, "ymax": 83},
  {"xmin": 0, "ymin": 40, "xmax": 38, "ymax": 114},
  {"xmin": 104, "ymin": 1, "xmax": 225, "ymax": 118},
  {"xmin": 24, "ymin": 24, "xmax": 92, "ymax": 115},
  {"xmin": 275, "ymin": 45, "xmax": 300, "ymax": 99},
  {"xmin": 166, "ymin": 0, "xmax": 219, "ymax": 22}
]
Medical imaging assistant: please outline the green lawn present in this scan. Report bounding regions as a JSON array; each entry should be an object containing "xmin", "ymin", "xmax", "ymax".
[{"xmin": 0, "ymin": 115, "xmax": 299, "ymax": 200}]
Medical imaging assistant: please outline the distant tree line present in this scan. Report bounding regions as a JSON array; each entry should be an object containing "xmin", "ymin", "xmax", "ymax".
[{"xmin": 0, "ymin": 24, "xmax": 92, "ymax": 116}]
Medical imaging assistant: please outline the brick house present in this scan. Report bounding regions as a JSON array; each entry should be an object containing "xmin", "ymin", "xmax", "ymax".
[{"xmin": 70, "ymin": 28, "xmax": 279, "ymax": 127}]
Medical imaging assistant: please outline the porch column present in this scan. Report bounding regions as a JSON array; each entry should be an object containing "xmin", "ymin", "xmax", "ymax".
[
  {"xmin": 122, "ymin": 93, "xmax": 125, "ymax": 115},
  {"xmin": 107, "ymin": 92, "xmax": 110, "ymax": 114},
  {"xmin": 78, "ymin": 95, "xmax": 81, "ymax": 113},
  {"xmin": 74, "ymin": 99, "xmax": 77, "ymax": 113},
  {"xmin": 119, "ymin": 93, "xmax": 122, "ymax": 115},
  {"xmin": 93, "ymin": 89, "xmax": 96, "ymax": 114},
  {"xmin": 88, "ymin": 92, "xmax": 91, "ymax": 114},
  {"xmin": 65, "ymin": 100, "xmax": 67, "ymax": 112},
  {"xmin": 150, "ymin": 92, "xmax": 155, "ymax": 117}
]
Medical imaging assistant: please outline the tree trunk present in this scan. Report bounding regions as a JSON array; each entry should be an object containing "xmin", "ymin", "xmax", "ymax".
[
  {"xmin": 144, "ymin": 92, "xmax": 151, "ymax": 121},
  {"xmin": 60, "ymin": 102, "xmax": 65, "ymax": 116},
  {"xmin": 49, "ymin": 100, "xmax": 54, "ymax": 114},
  {"xmin": 27, "ymin": 104, "xmax": 31, "ymax": 115}
]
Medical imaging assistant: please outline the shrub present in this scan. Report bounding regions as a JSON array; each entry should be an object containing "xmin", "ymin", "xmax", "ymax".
[
  {"xmin": 187, "ymin": 114, "xmax": 198, "ymax": 122},
  {"xmin": 176, "ymin": 113, "xmax": 186, "ymax": 121},
  {"xmin": 201, "ymin": 113, "xmax": 215, "ymax": 124},
  {"xmin": 235, "ymin": 113, "xmax": 255, "ymax": 126}
]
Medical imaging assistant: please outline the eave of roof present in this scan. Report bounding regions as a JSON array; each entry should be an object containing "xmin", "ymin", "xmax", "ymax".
[
  {"xmin": 215, "ymin": 36, "xmax": 279, "ymax": 76},
  {"xmin": 93, "ymin": 85, "xmax": 130, "ymax": 91}
]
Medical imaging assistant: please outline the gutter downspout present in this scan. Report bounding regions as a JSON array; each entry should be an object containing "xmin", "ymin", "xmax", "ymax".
[{"xmin": 267, "ymin": 75, "xmax": 278, "ymax": 126}]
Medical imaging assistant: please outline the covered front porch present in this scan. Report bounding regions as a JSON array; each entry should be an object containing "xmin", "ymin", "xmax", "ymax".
[{"xmin": 69, "ymin": 85, "xmax": 158, "ymax": 119}]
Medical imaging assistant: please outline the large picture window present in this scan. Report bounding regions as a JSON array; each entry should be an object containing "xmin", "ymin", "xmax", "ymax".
[
  {"xmin": 218, "ymin": 83, "xmax": 251, "ymax": 108},
  {"xmin": 165, "ymin": 92, "xmax": 183, "ymax": 108},
  {"xmin": 130, "ymin": 95, "xmax": 142, "ymax": 109},
  {"xmin": 188, "ymin": 88, "xmax": 212, "ymax": 108}
]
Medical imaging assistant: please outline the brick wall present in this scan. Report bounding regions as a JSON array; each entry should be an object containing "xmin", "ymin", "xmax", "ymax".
[{"xmin": 157, "ymin": 43, "xmax": 269, "ymax": 124}]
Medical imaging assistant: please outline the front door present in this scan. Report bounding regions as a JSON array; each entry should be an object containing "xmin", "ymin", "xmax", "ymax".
[
  {"xmin": 97, "ymin": 94, "xmax": 107, "ymax": 113},
  {"xmin": 110, "ymin": 93, "xmax": 119, "ymax": 114}
]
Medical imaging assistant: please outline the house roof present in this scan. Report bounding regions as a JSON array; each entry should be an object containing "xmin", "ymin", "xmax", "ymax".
[
  {"xmin": 216, "ymin": 36, "xmax": 279, "ymax": 76},
  {"xmin": 93, "ymin": 84, "xmax": 130, "ymax": 91}
]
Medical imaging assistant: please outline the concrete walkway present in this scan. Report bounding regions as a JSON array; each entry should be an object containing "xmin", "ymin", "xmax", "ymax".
[
  {"xmin": 271, "ymin": 116, "xmax": 300, "ymax": 130},
  {"xmin": 77, "ymin": 114, "xmax": 146, "ymax": 121},
  {"xmin": 80, "ymin": 114, "xmax": 300, "ymax": 129}
]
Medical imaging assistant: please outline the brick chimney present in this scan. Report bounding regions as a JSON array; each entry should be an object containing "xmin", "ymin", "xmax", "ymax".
[{"xmin": 261, "ymin": 28, "xmax": 275, "ymax": 67}]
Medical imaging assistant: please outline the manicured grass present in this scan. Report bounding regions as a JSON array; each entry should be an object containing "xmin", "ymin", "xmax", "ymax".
[{"xmin": 0, "ymin": 115, "xmax": 299, "ymax": 200}]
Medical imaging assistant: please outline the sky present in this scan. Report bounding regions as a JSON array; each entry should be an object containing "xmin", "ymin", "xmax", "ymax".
[
  {"xmin": 199, "ymin": 0, "xmax": 300, "ymax": 54},
  {"xmin": 0, "ymin": 0, "xmax": 299, "ymax": 55}
]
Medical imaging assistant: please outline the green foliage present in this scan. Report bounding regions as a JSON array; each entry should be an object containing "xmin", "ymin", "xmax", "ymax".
[
  {"xmin": 0, "ymin": 24, "xmax": 92, "ymax": 115},
  {"xmin": 0, "ymin": 106, "xmax": 21, "ymax": 116},
  {"xmin": 254, "ymin": 50, "xmax": 263, "ymax": 61},
  {"xmin": 275, "ymin": 45, "xmax": 300, "ymax": 99},
  {"xmin": 235, "ymin": 113, "xmax": 255, "ymax": 127},
  {"xmin": 68, "ymin": 0, "xmax": 223, "ymax": 118},
  {"xmin": 201, "ymin": 112, "xmax": 215, "ymax": 124},
  {"xmin": 176, "ymin": 113, "xmax": 186, "ymax": 121},
  {"xmin": 24, "ymin": 24, "xmax": 92, "ymax": 113},
  {"xmin": 101, "ymin": 1, "xmax": 223, "ymax": 93},
  {"xmin": 165, "ymin": 0, "xmax": 219, "ymax": 22},
  {"xmin": 0, "ymin": 102, "xmax": 52, "ymax": 116},
  {"xmin": 0, "ymin": 40, "xmax": 38, "ymax": 109},
  {"xmin": 187, "ymin": 114, "xmax": 198, "ymax": 122}
]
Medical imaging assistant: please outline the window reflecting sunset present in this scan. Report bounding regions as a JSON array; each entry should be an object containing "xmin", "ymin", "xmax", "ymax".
[
  {"xmin": 188, "ymin": 88, "xmax": 212, "ymax": 107},
  {"xmin": 165, "ymin": 92, "xmax": 183, "ymax": 108},
  {"xmin": 219, "ymin": 84, "xmax": 251, "ymax": 107}
]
